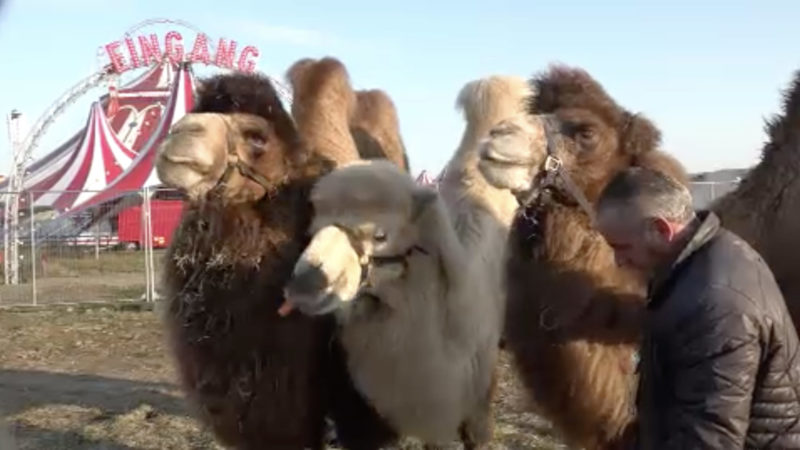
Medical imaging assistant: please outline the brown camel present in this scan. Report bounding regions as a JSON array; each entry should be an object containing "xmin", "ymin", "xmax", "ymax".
[
  {"xmin": 711, "ymin": 69, "xmax": 800, "ymax": 326},
  {"xmin": 157, "ymin": 58, "xmax": 400, "ymax": 449},
  {"xmin": 476, "ymin": 64, "xmax": 687, "ymax": 449}
]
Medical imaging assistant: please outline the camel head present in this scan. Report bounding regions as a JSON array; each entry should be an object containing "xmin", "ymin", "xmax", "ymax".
[
  {"xmin": 156, "ymin": 72, "xmax": 302, "ymax": 203},
  {"xmin": 284, "ymin": 160, "xmax": 436, "ymax": 315},
  {"xmin": 478, "ymin": 65, "xmax": 683, "ymax": 212}
]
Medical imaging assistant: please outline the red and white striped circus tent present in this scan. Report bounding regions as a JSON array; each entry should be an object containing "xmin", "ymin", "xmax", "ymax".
[
  {"xmin": 107, "ymin": 61, "xmax": 177, "ymax": 150},
  {"xmin": 6, "ymin": 61, "xmax": 195, "ymax": 215},
  {"xmin": 415, "ymin": 169, "xmax": 445, "ymax": 188},
  {"xmin": 29, "ymin": 102, "xmax": 137, "ymax": 211},
  {"xmin": 415, "ymin": 170, "xmax": 436, "ymax": 185},
  {"xmin": 69, "ymin": 62, "xmax": 195, "ymax": 213},
  {"xmin": 0, "ymin": 61, "xmax": 178, "ymax": 195}
]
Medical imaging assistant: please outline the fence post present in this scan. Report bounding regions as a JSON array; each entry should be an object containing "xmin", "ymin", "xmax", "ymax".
[
  {"xmin": 148, "ymin": 193, "xmax": 156, "ymax": 303},
  {"xmin": 29, "ymin": 191, "xmax": 36, "ymax": 306},
  {"xmin": 94, "ymin": 223, "xmax": 100, "ymax": 261},
  {"xmin": 3, "ymin": 192, "xmax": 8, "ymax": 286},
  {"xmin": 142, "ymin": 187, "xmax": 153, "ymax": 303}
]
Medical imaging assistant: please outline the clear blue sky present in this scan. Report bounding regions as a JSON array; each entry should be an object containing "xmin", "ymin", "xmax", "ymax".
[{"xmin": 0, "ymin": 0, "xmax": 798, "ymax": 176}]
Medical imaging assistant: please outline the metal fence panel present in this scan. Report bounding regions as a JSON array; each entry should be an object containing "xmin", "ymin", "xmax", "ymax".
[
  {"xmin": 0, "ymin": 188, "xmax": 184, "ymax": 306},
  {"xmin": 0, "ymin": 183, "xmax": 737, "ymax": 306},
  {"xmin": 689, "ymin": 181, "xmax": 739, "ymax": 210}
]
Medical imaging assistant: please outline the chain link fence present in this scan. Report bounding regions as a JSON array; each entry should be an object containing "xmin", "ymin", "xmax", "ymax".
[
  {"xmin": 689, "ymin": 180, "xmax": 740, "ymax": 210},
  {"xmin": 0, "ymin": 181, "xmax": 740, "ymax": 307},
  {"xmin": 0, "ymin": 188, "xmax": 183, "ymax": 307}
]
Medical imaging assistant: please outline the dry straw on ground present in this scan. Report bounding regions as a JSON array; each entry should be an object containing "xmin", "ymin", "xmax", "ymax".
[{"xmin": 0, "ymin": 306, "xmax": 567, "ymax": 449}]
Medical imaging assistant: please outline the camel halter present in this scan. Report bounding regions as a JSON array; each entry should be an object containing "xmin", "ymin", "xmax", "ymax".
[
  {"xmin": 213, "ymin": 115, "xmax": 273, "ymax": 194},
  {"xmin": 330, "ymin": 223, "xmax": 429, "ymax": 288},
  {"xmin": 514, "ymin": 114, "xmax": 597, "ymax": 249},
  {"xmin": 519, "ymin": 114, "xmax": 597, "ymax": 223}
]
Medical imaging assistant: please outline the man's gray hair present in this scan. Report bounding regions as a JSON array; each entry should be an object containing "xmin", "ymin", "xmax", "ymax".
[{"xmin": 597, "ymin": 167, "xmax": 695, "ymax": 224}]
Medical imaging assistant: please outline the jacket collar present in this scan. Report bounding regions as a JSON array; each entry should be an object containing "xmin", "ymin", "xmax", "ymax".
[{"xmin": 646, "ymin": 210, "xmax": 720, "ymax": 305}]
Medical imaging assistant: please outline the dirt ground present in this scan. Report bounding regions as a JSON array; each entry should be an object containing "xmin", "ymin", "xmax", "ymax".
[{"xmin": 0, "ymin": 305, "xmax": 568, "ymax": 449}]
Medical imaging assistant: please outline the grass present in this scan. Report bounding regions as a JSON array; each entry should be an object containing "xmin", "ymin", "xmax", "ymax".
[
  {"xmin": 0, "ymin": 250, "xmax": 163, "ymax": 305},
  {"xmin": 0, "ymin": 306, "xmax": 569, "ymax": 449}
]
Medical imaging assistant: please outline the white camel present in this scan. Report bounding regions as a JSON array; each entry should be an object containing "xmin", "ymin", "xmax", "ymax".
[{"xmin": 284, "ymin": 160, "xmax": 499, "ymax": 449}]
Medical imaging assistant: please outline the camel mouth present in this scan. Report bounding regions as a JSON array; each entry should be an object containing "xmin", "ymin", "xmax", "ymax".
[
  {"xmin": 478, "ymin": 145, "xmax": 535, "ymax": 169},
  {"xmin": 477, "ymin": 145, "xmax": 538, "ymax": 194},
  {"xmin": 156, "ymin": 131, "xmax": 229, "ymax": 198},
  {"xmin": 480, "ymin": 152, "xmax": 524, "ymax": 167},
  {"xmin": 160, "ymin": 154, "xmax": 211, "ymax": 174}
]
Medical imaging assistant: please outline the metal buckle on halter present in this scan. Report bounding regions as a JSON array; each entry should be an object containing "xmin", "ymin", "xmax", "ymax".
[{"xmin": 543, "ymin": 155, "xmax": 562, "ymax": 173}]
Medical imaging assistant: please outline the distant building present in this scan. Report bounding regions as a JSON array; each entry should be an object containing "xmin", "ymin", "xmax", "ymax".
[{"xmin": 689, "ymin": 168, "xmax": 749, "ymax": 210}]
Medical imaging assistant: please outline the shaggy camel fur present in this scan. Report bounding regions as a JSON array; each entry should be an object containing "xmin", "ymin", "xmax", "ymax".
[
  {"xmin": 283, "ymin": 160, "xmax": 501, "ymax": 449},
  {"xmin": 477, "ymin": 65, "xmax": 687, "ymax": 450},
  {"xmin": 711, "ymin": 68, "xmax": 800, "ymax": 325},
  {"xmin": 288, "ymin": 57, "xmax": 410, "ymax": 172},
  {"xmin": 157, "ymin": 63, "xmax": 397, "ymax": 449}
]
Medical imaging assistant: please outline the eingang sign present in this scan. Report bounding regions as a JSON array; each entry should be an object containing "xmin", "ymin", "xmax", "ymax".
[{"xmin": 104, "ymin": 30, "xmax": 260, "ymax": 74}]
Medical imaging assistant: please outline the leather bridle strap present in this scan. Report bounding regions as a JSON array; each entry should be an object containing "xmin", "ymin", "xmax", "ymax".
[
  {"xmin": 213, "ymin": 115, "xmax": 273, "ymax": 193},
  {"xmin": 330, "ymin": 223, "xmax": 429, "ymax": 286},
  {"xmin": 525, "ymin": 114, "xmax": 597, "ymax": 225}
]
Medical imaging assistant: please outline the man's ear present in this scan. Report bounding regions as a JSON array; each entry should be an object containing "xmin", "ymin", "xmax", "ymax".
[
  {"xmin": 646, "ymin": 216, "xmax": 675, "ymax": 245},
  {"xmin": 411, "ymin": 187, "xmax": 438, "ymax": 221}
]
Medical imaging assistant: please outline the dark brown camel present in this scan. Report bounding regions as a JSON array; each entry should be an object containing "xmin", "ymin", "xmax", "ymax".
[
  {"xmin": 711, "ymin": 69, "xmax": 800, "ymax": 326},
  {"xmin": 476, "ymin": 64, "xmax": 687, "ymax": 450},
  {"xmin": 157, "ymin": 61, "xmax": 398, "ymax": 449}
]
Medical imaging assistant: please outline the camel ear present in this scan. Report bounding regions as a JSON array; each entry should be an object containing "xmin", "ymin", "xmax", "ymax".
[
  {"xmin": 411, "ymin": 188, "xmax": 438, "ymax": 221},
  {"xmin": 621, "ymin": 113, "xmax": 661, "ymax": 156}
]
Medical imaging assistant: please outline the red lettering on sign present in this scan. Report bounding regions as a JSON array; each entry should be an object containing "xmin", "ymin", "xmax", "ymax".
[
  {"xmin": 138, "ymin": 34, "xmax": 161, "ymax": 66},
  {"xmin": 103, "ymin": 29, "xmax": 259, "ymax": 74},
  {"xmin": 104, "ymin": 41, "xmax": 127, "ymax": 73},
  {"xmin": 214, "ymin": 38, "xmax": 237, "ymax": 69},
  {"xmin": 238, "ymin": 46, "xmax": 259, "ymax": 73},
  {"xmin": 188, "ymin": 33, "xmax": 211, "ymax": 65},
  {"xmin": 164, "ymin": 31, "xmax": 184, "ymax": 65},
  {"xmin": 124, "ymin": 37, "xmax": 141, "ymax": 69}
]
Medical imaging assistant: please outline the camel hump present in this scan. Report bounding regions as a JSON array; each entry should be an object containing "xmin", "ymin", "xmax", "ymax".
[
  {"xmin": 351, "ymin": 89, "xmax": 409, "ymax": 170},
  {"xmin": 287, "ymin": 56, "xmax": 356, "ymax": 117},
  {"xmin": 354, "ymin": 90, "xmax": 400, "ymax": 124}
]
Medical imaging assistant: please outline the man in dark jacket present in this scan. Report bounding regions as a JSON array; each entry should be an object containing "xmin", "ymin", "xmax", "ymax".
[{"xmin": 594, "ymin": 167, "xmax": 800, "ymax": 449}]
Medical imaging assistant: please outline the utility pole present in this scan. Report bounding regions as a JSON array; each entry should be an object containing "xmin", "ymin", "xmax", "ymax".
[{"xmin": 4, "ymin": 110, "xmax": 26, "ymax": 285}]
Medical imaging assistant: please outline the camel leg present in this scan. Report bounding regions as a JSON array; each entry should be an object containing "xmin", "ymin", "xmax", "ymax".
[
  {"xmin": 326, "ymin": 338, "xmax": 398, "ymax": 450},
  {"xmin": 458, "ymin": 366, "xmax": 498, "ymax": 450}
]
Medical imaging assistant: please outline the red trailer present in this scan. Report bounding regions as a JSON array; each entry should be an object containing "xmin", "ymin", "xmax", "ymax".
[{"xmin": 117, "ymin": 200, "xmax": 184, "ymax": 249}]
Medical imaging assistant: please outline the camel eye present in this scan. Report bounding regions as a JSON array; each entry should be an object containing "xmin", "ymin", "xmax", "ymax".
[
  {"xmin": 577, "ymin": 126, "xmax": 596, "ymax": 141},
  {"xmin": 374, "ymin": 229, "xmax": 387, "ymax": 243},
  {"xmin": 249, "ymin": 136, "xmax": 267, "ymax": 147},
  {"xmin": 244, "ymin": 131, "xmax": 269, "ymax": 157}
]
